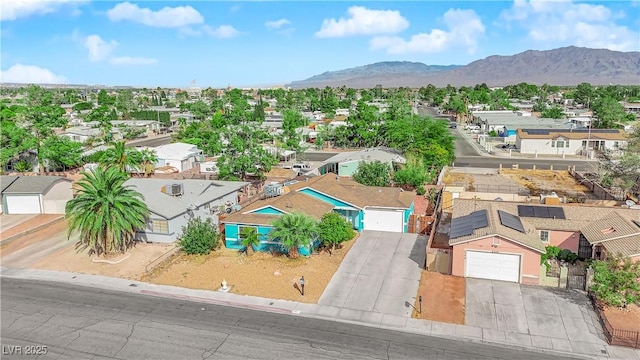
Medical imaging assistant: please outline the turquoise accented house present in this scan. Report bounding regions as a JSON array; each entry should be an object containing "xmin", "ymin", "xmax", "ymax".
[{"xmin": 221, "ymin": 174, "xmax": 416, "ymax": 255}]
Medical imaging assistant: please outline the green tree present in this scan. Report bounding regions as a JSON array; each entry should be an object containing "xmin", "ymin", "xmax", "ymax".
[
  {"xmin": 138, "ymin": 148, "xmax": 157, "ymax": 178},
  {"xmin": 97, "ymin": 89, "xmax": 115, "ymax": 106},
  {"xmin": 541, "ymin": 106, "xmax": 565, "ymax": 119},
  {"xmin": 178, "ymin": 217, "xmax": 221, "ymax": 255},
  {"xmin": 269, "ymin": 212, "xmax": 318, "ymax": 259},
  {"xmin": 240, "ymin": 227, "xmax": 260, "ymax": 255},
  {"xmin": 591, "ymin": 253, "xmax": 640, "ymax": 307},
  {"xmin": 393, "ymin": 156, "xmax": 427, "ymax": 188},
  {"xmin": 13, "ymin": 160, "xmax": 32, "ymax": 174},
  {"xmin": 353, "ymin": 161, "xmax": 392, "ymax": 187},
  {"xmin": 317, "ymin": 212, "xmax": 354, "ymax": 255},
  {"xmin": 40, "ymin": 136, "xmax": 83, "ymax": 171},
  {"xmin": 66, "ymin": 167, "xmax": 149, "ymax": 256},
  {"xmin": 592, "ymin": 97, "xmax": 628, "ymax": 128}
]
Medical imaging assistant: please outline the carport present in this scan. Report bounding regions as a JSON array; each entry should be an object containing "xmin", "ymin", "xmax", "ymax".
[{"xmin": 318, "ymin": 231, "xmax": 426, "ymax": 317}]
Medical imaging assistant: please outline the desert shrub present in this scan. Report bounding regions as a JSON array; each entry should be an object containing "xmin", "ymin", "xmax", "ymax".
[
  {"xmin": 178, "ymin": 217, "xmax": 220, "ymax": 255},
  {"xmin": 318, "ymin": 212, "xmax": 354, "ymax": 253},
  {"xmin": 558, "ymin": 249, "xmax": 579, "ymax": 264},
  {"xmin": 416, "ymin": 186, "xmax": 426, "ymax": 195},
  {"xmin": 591, "ymin": 254, "xmax": 640, "ymax": 307}
]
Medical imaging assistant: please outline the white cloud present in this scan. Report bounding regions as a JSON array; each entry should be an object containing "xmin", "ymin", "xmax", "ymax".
[
  {"xmin": 0, "ymin": 64, "xmax": 66, "ymax": 84},
  {"xmin": 265, "ymin": 18, "xmax": 290, "ymax": 29},
  {"xmin": 499, "ymin": 0, "xmax": 639, "ymax": 51},
  {"xmin": 370, "ymin": 9, "xmax": 484, "ymax": 55},
  {"xmin": 315, "ymin": 6, "xmax": 409, "ymax": 38},
  {"xmin": 1, "ymin": 0, "xmax": 87, "ymax": 21},
  {"xmin": 203, "ymin": 25, "xmax": 239, "ymax": 38},
  {"xmin": 81, "ymin": 34, "xmax": 158, "ymax": 65},
  {"xmin": 84, "ymin": 34, "xmax": 118, "ymax": 62},
  {"xmin": 110, "ymin": 57, "xmax": 158, "ymax": 65},
  {"xmin": 106, "ymin": 2, "xmax": 204, "ymax": 28}
]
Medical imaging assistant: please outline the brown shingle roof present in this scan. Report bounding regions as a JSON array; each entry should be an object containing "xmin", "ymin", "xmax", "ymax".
[
  {"xmin": 287, "ymin": 173, "xmax": 414, "ymax": 209},
  {"xmin": 221, "ymin": 191, "xmax": 334, "ymax": 226},
  {"xmin": 580, "ymin": 212, "xmax": 640, "ymax": 244},
  {"xmin": 448, "ymin": 199, "xmax": 546, "ymax": 252}
]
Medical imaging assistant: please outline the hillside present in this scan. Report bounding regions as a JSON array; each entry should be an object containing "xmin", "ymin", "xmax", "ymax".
[{"xmin": 287, "ymin": 46, "xmax": 640, "ymax": 88}]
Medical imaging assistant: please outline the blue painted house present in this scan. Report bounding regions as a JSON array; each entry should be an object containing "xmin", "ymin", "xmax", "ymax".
[{"xmin": 222, "ymin": 174, "xmax": 415, "ymax": 255}]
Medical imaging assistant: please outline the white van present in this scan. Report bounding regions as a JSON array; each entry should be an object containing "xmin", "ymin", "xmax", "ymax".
[
  {"xmin": 466, "ymin": 125, "xmax": 480, "ymax": 131},
  {"xmin": 284, "ymin": 163, "xmax": 310, "ymax": 172}
]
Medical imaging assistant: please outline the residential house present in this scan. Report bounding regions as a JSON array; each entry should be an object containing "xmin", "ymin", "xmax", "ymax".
[
  {"xmin": 61, "ymin": 126, "xmax": 104, "ymax": 143},
  {"xmin": 319, "ymin": 147, "xmax": 406, "ymax": 177},
  {"xmin": 222, "ymin": 173, "xmax": 415, "ymax": 255},
  {"xmin": 335, "ymin": 108, "xmax": 350, "ymax": 117},
  {"xmin": 0, "ymin": 175, "xmax": 73, "ymax": 214},
  {"xmin": 447, "ymin": 199, "xmax": 640, "ymax": 284},
  {"xmin": 516, "ymin": 128, "xmax": 628, "ymax": 156},
  {"xmin": 147, "ymin": 142, "xmax": 203, "ymax": 173},
  {"xmin": 127, "ymin": 178, "xmax": 249, "ymax": 243}
]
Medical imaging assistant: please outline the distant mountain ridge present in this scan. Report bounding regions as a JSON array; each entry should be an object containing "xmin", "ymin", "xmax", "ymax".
[{"xmin": 287, "ymin": 46, "xmax": 640, "ymax": 88}]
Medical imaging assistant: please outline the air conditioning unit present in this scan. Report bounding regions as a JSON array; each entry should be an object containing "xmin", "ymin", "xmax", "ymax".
[{"xmin": 169, "ymin": 183, "xmax": 183, "ymax": 196}]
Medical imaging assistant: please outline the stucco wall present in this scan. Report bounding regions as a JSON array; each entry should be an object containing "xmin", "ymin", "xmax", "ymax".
[
  {"xmin": 338, "ymin": 160, "xmax": 359, "ymax": 176},
  {"xmin": 518, "ymin": 138, "xmax": 626, "ymax": 155},
  {"xmin": 223, "ymin": 223, "xmax": 315, "ymax": 256},
  {"xmin": 456, "ymin": 192, "xmax": 529, "ymax": 202},
  {"xmin": 42, "ymin": 180, "xmax": 73, "ymax": 214},
  {"xmin": 451, "ymin": 235, "xmax": 542, "ymax": 285},
  {"xmin": 548, "ymin": 230, "xmax": 580, "ymax": 253}
]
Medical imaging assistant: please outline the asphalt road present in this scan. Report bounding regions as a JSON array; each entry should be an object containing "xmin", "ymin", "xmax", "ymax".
[
  {"xmin": 451, "ymin": 127, "xmax": 482, "ymax": 157},
  {"xmin": 1, "ymin": 278, "xmax": 582, "ymax": 360}
]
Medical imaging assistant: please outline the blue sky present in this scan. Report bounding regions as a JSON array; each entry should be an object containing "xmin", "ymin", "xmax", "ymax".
[{"xmin": 1, "ymin": 1, "xmax": 638, "ymax": 87}]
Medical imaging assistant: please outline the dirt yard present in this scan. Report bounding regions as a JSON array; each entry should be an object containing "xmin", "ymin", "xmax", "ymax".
[
  {"xmin": 603, "ymin": 303, "xmax": 640, "ymax": 332},
  {"xmin": 413, "ymin": 271, "xmax": 465, "ymax": 324},
  {"xmin": 31, "ymin": 242, "xmax": 177, "ymax": 280},
  {"xmin": 142, "ymin": 238, "xmax": 357, "ymax": 304},
  {"xmin": 499, "ymin": 169, "xmax": 589, "ymax": 197}
]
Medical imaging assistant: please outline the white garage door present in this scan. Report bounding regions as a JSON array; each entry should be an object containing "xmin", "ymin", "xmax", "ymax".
[
  {"xmin": 5, "ymin": 195, "xmax": 41, "ymax": 214},
  {"xmin": 363, "ymin": 208, "xmax": 404, "ymax": 232},
  {"xmin": 465, "ymin": 251, "xmax": 521, "ymax": 283}
]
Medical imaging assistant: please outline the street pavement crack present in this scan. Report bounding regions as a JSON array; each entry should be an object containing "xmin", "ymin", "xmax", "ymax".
[
  {"xmin": 113, "ymin": 321, "xmax": 136, "ymax": 357},
  {"xmin": 203, "ymin": 333, "xmax": 230, "ymax": 359}
]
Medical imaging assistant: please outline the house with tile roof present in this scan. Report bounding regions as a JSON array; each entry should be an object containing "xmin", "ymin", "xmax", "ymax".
[
  {"xmin": 446, "ymin": 198, "xmax": 640, "ymax": 284},
  {"xmin": 222, "ymin": 173, "xmax": 415, "ymax": 256},
  {"xmin": 124, "ymin": 178, "xmax": 249, "ymax": 243},
  {"xmin": 0, "ymin": 175, "xmax": 73, "ymax": 214}
]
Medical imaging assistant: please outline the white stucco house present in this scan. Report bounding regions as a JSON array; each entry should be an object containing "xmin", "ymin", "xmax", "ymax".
[
  {"xmin": 146, "ymin": 142, "xmax": 203, "ymax": 173},
  {"xmin": 126, "ymin": 178, "xmax": 250, "ymax": 243},
  {"xmin": 516, "ymin": 128, "xmax": 628, "ymax": 156}
]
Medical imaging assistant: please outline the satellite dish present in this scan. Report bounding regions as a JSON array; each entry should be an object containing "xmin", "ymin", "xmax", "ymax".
[
  {"xmin": 226, "ymin": 207, "xmax": 232, "ymax": 214},
  {"xmin": 626, "ymin": 200, "xmax": 636, "ymax": 207}
]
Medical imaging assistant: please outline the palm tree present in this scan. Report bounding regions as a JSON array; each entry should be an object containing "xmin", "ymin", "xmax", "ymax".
[
  {"xmin": 269, "ymin": 212, "xmax": 318, "ymax": 259},
  {"xmin": 99, "ymin": 141, "xmax": 140, "ymax": 174},
  {"xmin": 66, "ymin": 167, "xmax": 149, "ymax": 256},
  {"xmin": 138, "ymin": 148, "xmax": 157, "ymax": 177},
  {"xmin": 240, "ymin": 227, "xmax": 260, "ymax": 255}
]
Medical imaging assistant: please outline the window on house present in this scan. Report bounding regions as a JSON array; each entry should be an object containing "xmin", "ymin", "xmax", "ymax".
[
  {"xmin": 613, "ymin": 141, "xmax": 619, "ymax": 149},
  {"xmin": 551, "ymin": 141, "xmax": 556, "ymax": 147},
  {"xmin": 539, "ymin": 230, "xmax": 550, "ymax": 242},
  {"xmin": 556, "ymin": 140, "xmax": 565, "ymax": 148},
  {"xmin": 151, "ymin": 220, "xmax": 169, "ymax": 233},
  {"xmin": 565, "ymin": 141, "xmax": 570, "ymax": 148},
  {"xmin": 582, "ymin": 140, "xmax": 587, "ymax": 147},
  {"xmin": 203, "ymin": 203, "xmax": 210, "ymax": 209}
]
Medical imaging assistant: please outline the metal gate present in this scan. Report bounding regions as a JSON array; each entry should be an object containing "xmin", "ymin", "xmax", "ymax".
[{"xmin": 567, "ymin": 265, "xmax": 586, "ymax": 290}]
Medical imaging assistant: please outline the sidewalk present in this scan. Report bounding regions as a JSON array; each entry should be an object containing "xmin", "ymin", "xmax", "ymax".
[{"xmin": 2, "ymin": 267, "xmax": 638, "ymax": 360}]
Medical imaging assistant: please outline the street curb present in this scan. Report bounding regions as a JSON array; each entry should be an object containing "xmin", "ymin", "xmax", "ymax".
[
  {"xmin": 0, "ymin": 268, "xmax": 603, "ymax": 360},
  {"xmin": 0, "ymin": 216, "xmax": 65, "ymax": 246}
]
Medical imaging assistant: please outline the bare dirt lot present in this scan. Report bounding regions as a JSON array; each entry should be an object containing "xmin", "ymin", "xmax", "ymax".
[
  {"xmin": 141, "ymin": 238, "xmax": 357, "ymax": 304},
  {"xmin": 31, "ymin": 241, "xmax": 177, "ymax": 280},
  {"xmin": 499, "ymin": 169, "xmax": 589, "ymax": 197},
  {"xmin": 413, "ymin": 271, "xmax": 465, "ymax": 324},
  {"xmin": 603, "ymin": 303, "xmax": 640, "ymax": 332}
]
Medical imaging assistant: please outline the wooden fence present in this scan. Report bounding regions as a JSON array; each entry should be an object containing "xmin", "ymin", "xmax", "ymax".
[{"xmin": 568, "ymin": 168, "xmax": 624, "ymax": 201}]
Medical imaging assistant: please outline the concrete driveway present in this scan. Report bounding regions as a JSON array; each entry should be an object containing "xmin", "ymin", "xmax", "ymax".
[
  {"xmin": 319, "ymin": 231, "xmax": 426, "ymax": 317},
  {"xmin": 466, "ymin": 279, "xmax": 608, "ymax": 355}
]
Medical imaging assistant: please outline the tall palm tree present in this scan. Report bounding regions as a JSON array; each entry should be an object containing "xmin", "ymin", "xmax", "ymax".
[
  {"xmin": 99, "ymin": 141, "xmax": 140, "ymax": 174},
  {"xmin": 269, "ymin": 212, "xmax": 318, "ymax": 259},
  {"xmin": 138, "ymin": 148, "xmax": 157, "ymax": 177},
  {"xmin": 66, "ymin": 167, "xmax": 149, "ymax": 256}
]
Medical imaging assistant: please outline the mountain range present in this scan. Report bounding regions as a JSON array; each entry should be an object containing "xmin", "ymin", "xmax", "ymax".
[{"xmin": 286, "ymin": 46, "xmax": 640, "ymax": 88}]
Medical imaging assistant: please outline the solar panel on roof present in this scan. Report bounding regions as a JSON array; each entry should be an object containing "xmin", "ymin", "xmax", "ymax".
[
  {"xmin": 450, "ymin": 218, "xmax": 474, "ymax": 239},
  {"xmin": 498, "ymin": 210, "xmax": 525, "ymax": 233},
  {"xmin": 517, "ymin": 205, "xmax": 535, "ymax": 217},
  {"xmin": 534, "ymin": 206, "xmax": 548, "ymax": 218},
  {"xmin": 548, "ymin": 207, "xmax": 566, "ymax": 219},
  {"xmin": 449, "ymin": 209, "xmax": 489, "ymax": 239}
]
